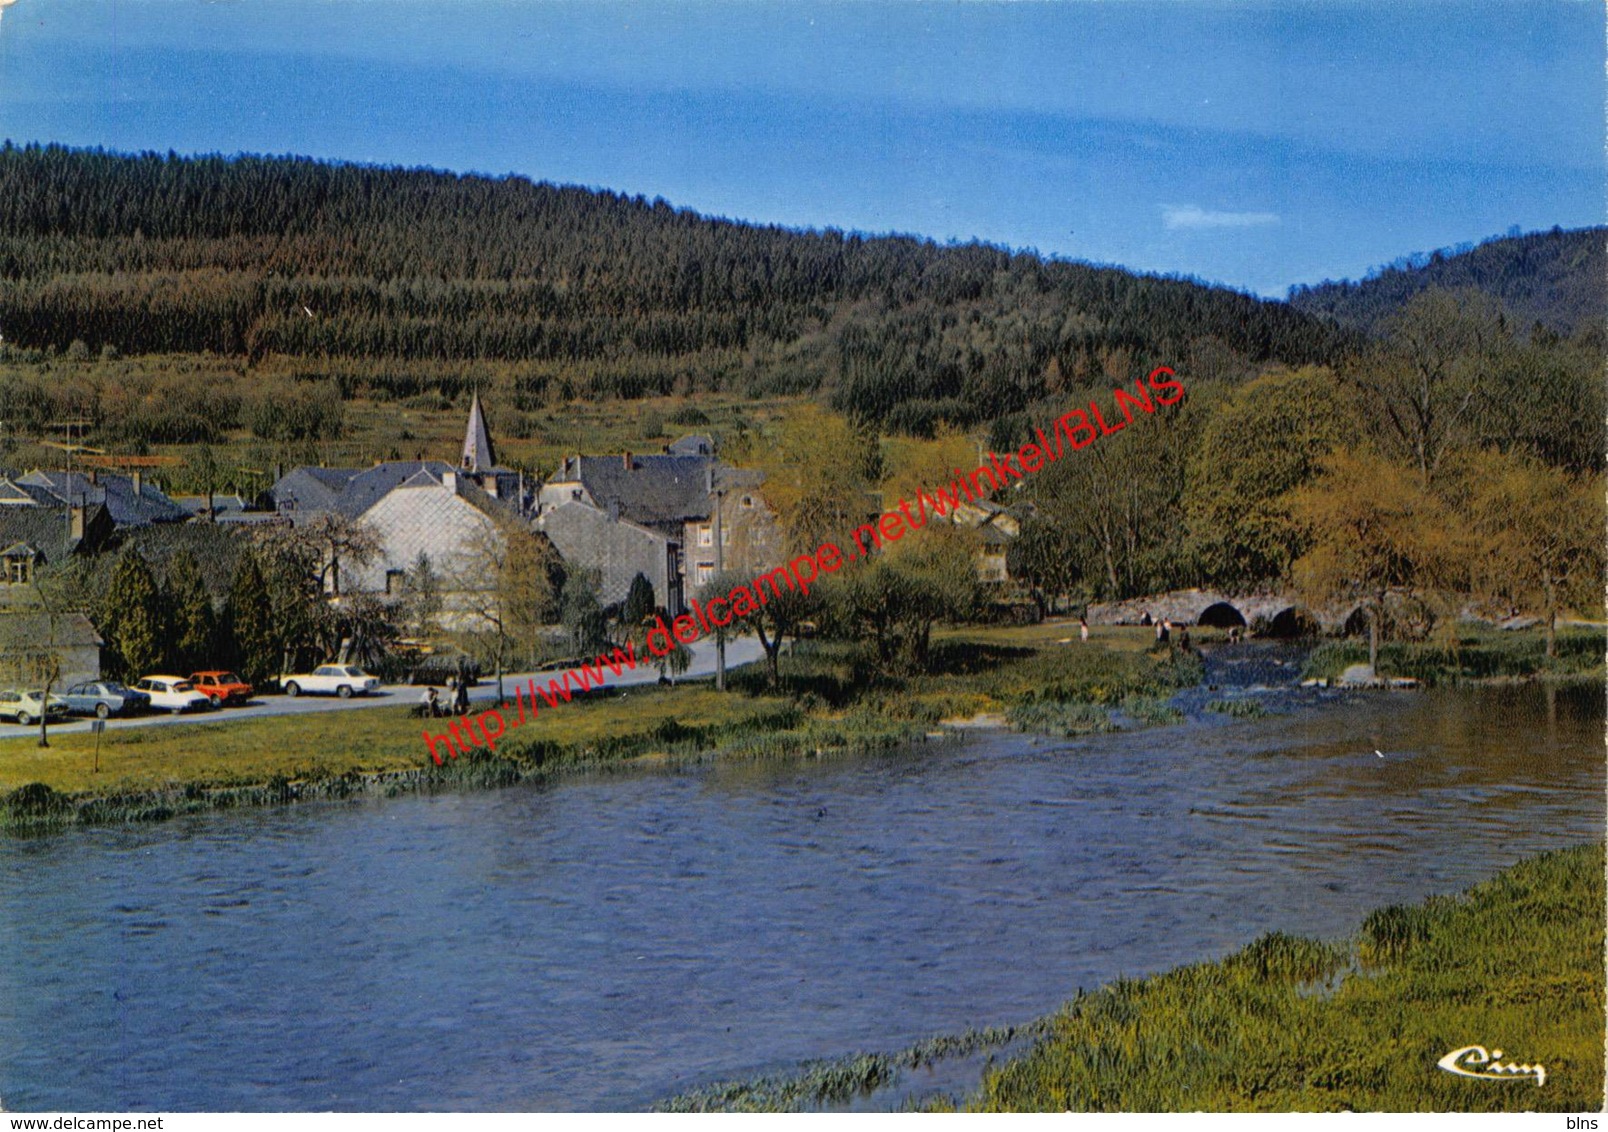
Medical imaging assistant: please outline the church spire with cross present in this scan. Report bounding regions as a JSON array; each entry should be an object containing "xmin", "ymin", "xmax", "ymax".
[{"xmin": 461, "ymin": 392, "xmax": 496, "ymax": 473}]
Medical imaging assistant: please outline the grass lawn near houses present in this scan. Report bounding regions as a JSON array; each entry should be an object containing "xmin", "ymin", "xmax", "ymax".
[{"xmin": 0, "ymin": 683, "xmax": 794, "ymax": 798}]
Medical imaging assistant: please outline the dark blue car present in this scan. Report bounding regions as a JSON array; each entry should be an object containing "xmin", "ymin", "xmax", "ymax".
[{"xmin": 62, "ymin": 680, "xmax": 152, "ymax": 719}]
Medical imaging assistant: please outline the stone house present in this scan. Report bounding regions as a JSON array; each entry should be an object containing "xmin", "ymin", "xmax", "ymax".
[
  {"xmin": 536, "ymin": 440, "xmax": 782, "ymax": 611},
  {"xmin": 343, "ymin": 468, "xmax": 526, "ymax": 603},
  {"xmin": 0, "ymin": 610, "xmax": 103, "ymax": 688},
  {"xmin": 538, "ymin": 500, "xmax": 683, "ymax": 613}
]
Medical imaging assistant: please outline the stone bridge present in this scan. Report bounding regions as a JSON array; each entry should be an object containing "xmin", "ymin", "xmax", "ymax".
[{"xmin": 1086, "ymin": 588, "xmax": 1348, "ymax": 637}]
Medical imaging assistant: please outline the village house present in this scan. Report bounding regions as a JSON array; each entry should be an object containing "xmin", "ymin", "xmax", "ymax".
[
  {"xmin": 267, "ymin": 396, "xmax": 534, "ymax": 614},
  {"xmin": 0, "ymin": 503, "xmax": 116, "ymax": 586},
  {"xmin": 269, "ymin": 395, "xmax": 528, "ymax": 524},
  {"xmin": 536, "ymin": 440, "xmax": 781, "ymax": 613},
  {"xmin": 0, "ymin": 468, "xmax": 188, "ymax": 527},
  {"xmin": 0, "ymin": 610, "xmax": 104, "ymax": 689}
]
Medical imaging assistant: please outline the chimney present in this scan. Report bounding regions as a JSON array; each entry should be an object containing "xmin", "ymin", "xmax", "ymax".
[
  {"xmin": 705, "ymin": 463, "xmax": 714, "ymax": 494},
  {"xmin": 486, "ymin": 476, "xmax": 499, "ymax": 498},
  {"xmin": 132, "ymin": 470, "xmax": 142, "ymax": 495},
  {"xmin": 69, "ymin": 505, "xmax": 84, "ymax": 540},
  {"xmin": 442, "ymin": 470, "xmax": 457, "ymax": 492},
  {"xmin": 622, "ymin": 451, "xmax": 632, "ymax": 471}
]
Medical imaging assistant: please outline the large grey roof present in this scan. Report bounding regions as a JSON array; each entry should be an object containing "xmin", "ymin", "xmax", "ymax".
[
  {"xmin": 15, "ymin": 470, "xmax": 188, "ymax": 526},
  {"xmin": 270, "ymin": 461, "xmax": 458, "ymax": 520},
  {"xmin": 0, "ymin": 504, "xmax": 110, "ymax": 563},
  {"xmin": 562, "ymin": 454, "xmax": 717, "ymax": 528}
]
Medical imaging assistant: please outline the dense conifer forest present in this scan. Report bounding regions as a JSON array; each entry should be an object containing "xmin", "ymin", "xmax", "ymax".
[
  {"xmin": 1290, "ymin": 226, "xmax": 1606, "ymax": 338},
  {"xmin": 0, "ymin": 143, "xmax": 1347, "ymax": 432}
]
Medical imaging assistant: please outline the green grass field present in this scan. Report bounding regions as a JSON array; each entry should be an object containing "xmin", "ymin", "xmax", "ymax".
[{"xmin": 0, "ymin": 683, "xmax": 794, "ymax": 797}]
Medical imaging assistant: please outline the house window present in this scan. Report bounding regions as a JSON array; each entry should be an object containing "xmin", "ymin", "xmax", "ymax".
[
  {"xmin": 571, "ymin": 489, "xmax": 582, "ymax": 501},
  {"xmin": 5, "ymin": 557, "xmax": 30, "ymax": 585},
  {"xmin": 697, "ymin": 525, "xmax": 713, "ymax": 547},
  {"xmin": 695, "ymin": 562, "xmax": 714, "ymax": 586},
  {"xmin": 385, "ymin": 569, "xmax": 406, "ymax": 595}
]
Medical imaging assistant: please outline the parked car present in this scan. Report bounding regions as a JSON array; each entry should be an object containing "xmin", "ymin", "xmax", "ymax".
[
  {"xmin": 188, "ymin": 670, "xmax": 254, "ymax": 707},
  {"xmin": 131, "ymin": 676, "xmax": 212, "ymax": 715},
  {"xmin": 281, "ymin": 665, "xmax": 381, "ymax": 698},
  {"xmin": 0, "ymin": 689, "xmax": 70, "ymax": 726},
  {"xmin": 62, "ymin": 680, "xmax": 151, "ymax": 719}
]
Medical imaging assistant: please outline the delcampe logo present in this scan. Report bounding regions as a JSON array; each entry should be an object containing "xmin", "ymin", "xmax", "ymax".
[{"xmin": 1437, "ymin": 1045, "xmax": 1546, "ymax": 1087}]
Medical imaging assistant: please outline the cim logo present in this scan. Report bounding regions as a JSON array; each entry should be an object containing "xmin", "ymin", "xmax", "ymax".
[{"xmin": 1436, "ymin": 1045, "xmax": 1545, "ymax": 1087}]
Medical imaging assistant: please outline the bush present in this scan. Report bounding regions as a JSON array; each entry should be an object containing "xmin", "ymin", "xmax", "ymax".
[{"xmin": 1206, "ymin": 698, "xmax": 1267, "ymax": 719}]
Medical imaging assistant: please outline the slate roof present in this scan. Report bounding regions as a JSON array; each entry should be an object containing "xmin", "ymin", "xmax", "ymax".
[
  {"xmin": 0, "ymin": 503, "xmax": 112, "ymax": 563},
  {"xmin": 461, "ymin": 393, "xmax": 497, "ymax": 472},
  {"xmin": 0, "ymin": 611, "xmax": 103, "ymax": 649},
  {"xmin": 15, "ymin": 470, "xmax": 189, "ymax": 526},
  {"xmin": 556, "ymin": 453, "xmax": 717, "ymax": 528},
  {"xmin": 269, "ymin": 461, "xmax": 458, "ymax": 520}
]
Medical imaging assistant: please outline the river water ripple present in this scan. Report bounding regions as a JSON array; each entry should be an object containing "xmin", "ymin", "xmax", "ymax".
[{"xmin": 0, "ymin": 681, "xmax": 1601, "ymax": 1110}]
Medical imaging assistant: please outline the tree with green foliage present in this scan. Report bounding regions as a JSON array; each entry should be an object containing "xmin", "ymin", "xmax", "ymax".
[
  {"xmin": 186, "ymin": 444, "xmax": 225, "ymax": 518},
  {"xmin": 1459, "ymin": 451, "xmax": 1603, "ymax": 658},
  {"xmin": 622, "ymin": 573, "xmax": 657, "ymax": 635},
  {"xmin": 99, "ymin": 549, "xmax": 171, "ymax": 680},
  {"xmin": 1184, "ymin": 367, "xmax": 1345, "ymax": 589},
  {"xmin": 1284, "ymin": 450, "xmax": 1460, "ymax": 670},
  {"xmin": 166, "ymin": 550, "xmax": 217, "ymax": 672},
  {"xmin": 223, "ymin": 551, "xmax": 279, "ymax": 685},
  {"xmin": 559, "ymin": 568, "xmax": 607, "ymax": 654},
  {"xmin": 753, "ymin": 404, "xmax": 881, "ymax": 554},
  {"xmin": 702, "ymin": 569, "xmax": 820, "ymax": 690},
  {"xmin": 822, "ymin": 535, "xmax": 978, "ymax": 673}
]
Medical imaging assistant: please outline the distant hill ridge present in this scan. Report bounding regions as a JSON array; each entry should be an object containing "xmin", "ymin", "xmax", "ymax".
[
  {"xmin": 1289, "ymin": 226, "xmax": 1605, "ymax": 337},
  {"xmin": 0, "ymin": 143, "xmax": 1343, "ymax": 433}
]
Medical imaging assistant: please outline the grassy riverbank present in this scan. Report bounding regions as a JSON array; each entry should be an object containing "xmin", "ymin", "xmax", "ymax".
[
  {"xmin": 661, "ymin": 843, "xmax": 1606, "ymax": 1112},
  {"xmin": 0, "ymin": 621, "xmax": 1194, "ymax": 832},
  {"xmin": 0, "ymin": 683, "xmax": 937, "ymax": 833},
  {"xmin": 1302, "ymin": 625, "xmax": 1603, "ymax": 685},
  {"xmin": 1, "ymin": 621, "xmax": 1591, "ymax": 832}
]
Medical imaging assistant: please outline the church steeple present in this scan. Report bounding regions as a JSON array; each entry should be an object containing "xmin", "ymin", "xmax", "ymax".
[{"xmin": 461, "ymin": 393, "xmax": 496, "ymax": 473}]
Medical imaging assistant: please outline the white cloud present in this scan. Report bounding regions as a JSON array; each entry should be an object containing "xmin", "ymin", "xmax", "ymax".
[{"xmin": 1162, "ymin": 204, "xmax": 1280, "ymax": 230}]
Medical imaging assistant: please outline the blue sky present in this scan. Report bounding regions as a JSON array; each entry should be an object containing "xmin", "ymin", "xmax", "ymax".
[{"xmin": 0, "ymin": 0, "xmax": 1599, "ymax": 296}]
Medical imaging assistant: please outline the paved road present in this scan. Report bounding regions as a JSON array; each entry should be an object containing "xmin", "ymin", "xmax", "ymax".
[{"xmin": 0, "ymin": 636, "xmax": 766, "ymax": 741}]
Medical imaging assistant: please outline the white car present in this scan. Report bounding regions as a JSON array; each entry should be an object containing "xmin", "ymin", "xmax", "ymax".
[
  {"xmin": 281, "ymin": 665, "xmax": 381, "ymax": 699},
  {"xmin": 132, "ymin": 676, "xmax": 212, "ymax": 715},
  {"xmin": 0, "ymin": 689, "xmax": 70, "ymax": 726}
]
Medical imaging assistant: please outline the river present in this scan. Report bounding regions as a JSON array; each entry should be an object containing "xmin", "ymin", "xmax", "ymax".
[{"xmin": 0, "ymin": 678, "xmax": 1601, "ymax": 1111}]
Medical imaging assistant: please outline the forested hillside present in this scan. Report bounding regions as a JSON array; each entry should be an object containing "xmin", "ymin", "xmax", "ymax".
[
  {"xmin": 0, "ymin": 143, "xmax": 1345, "ymax": 433},
  {"xmin": 1289, "ymin": 226, "xmax": 1605, "ymax": 337}
]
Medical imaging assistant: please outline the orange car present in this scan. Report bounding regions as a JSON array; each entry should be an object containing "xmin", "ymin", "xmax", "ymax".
[{"xmin": 188, "ymin": 670, "xmax": 255, "ymax": 707}]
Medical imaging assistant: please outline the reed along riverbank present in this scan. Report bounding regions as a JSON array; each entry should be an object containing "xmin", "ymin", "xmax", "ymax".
[{"xmin": 662, "ymin": 843, "xmax": 1605, "ymax": 1112}]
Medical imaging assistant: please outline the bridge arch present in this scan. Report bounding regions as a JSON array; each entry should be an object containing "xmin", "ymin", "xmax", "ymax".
[
  {"xmin": 1197, "ymin": 601, "xmax": 1247, "ymax": 628},
  {"xmin": 1265, "ymin": 606, "xmax": 1321, "ymax": 638}
]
